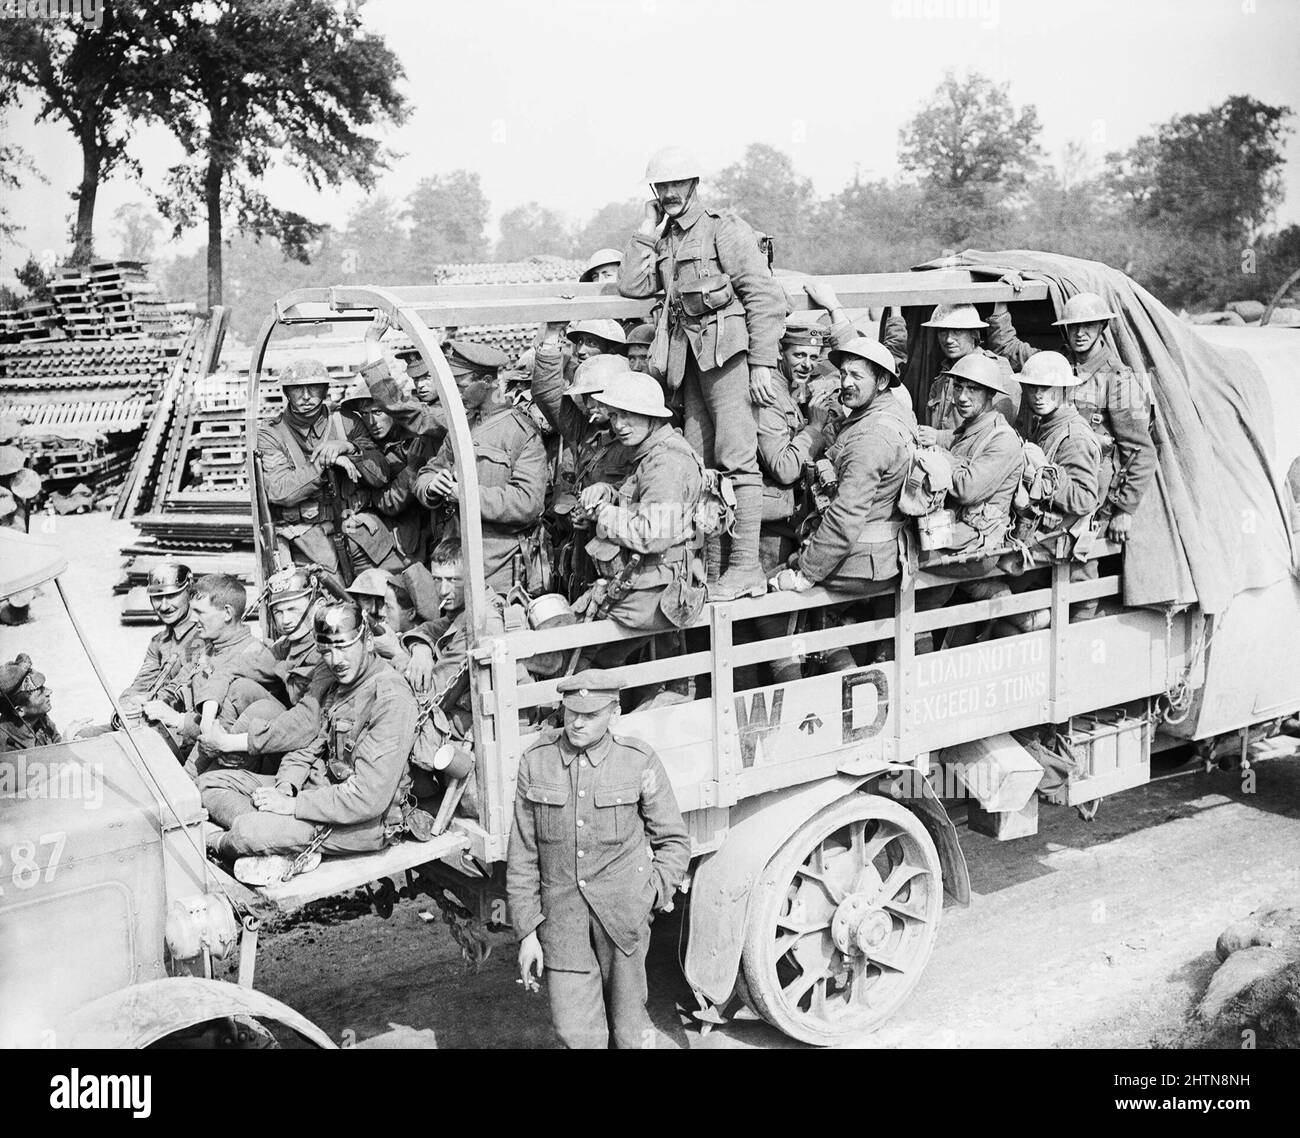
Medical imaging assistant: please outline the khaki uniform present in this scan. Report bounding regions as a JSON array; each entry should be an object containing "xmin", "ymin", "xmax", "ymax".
[
  {"xmin": 178, "ymin": 628, "xmax": 281, "ymax": 773},
  {"xmin": 121, "ymin": 617, "xmax": 203, "ymax": 704},
  {"xmin": 1, "ymin": 714, "xmax": 61, "ymax": 751},
  {"xmin": 586, "ymin": 424, "xmax": 704, "ymax": 636},
  {"xmin": 943, "ymin": 410, "xmax": 1024, "ymax": 553},
  {"xmin": 531, "ymin": 345, "xmax": 637, "ymax": 596},
  {"xmin": 506, "ymin": 726, "xmax": 690, "ymax": 1049},
  {"xmin": 201, "ymin": 657, "xmax": 418, "ymax": 859},
  {"xmin": 800, "ymin": 398, "xmax": 917, "ymax": 588},
  {"xmin": 416, "ymin": 404, "xmax": 548, "ymax": 594},
  {"xmin": 223, "ymin": 635, "xmax": 334, "ymax": 766},
  {"xmin": 258, "ymin": 408, "xmax": 385, "ymax": 574},
  {"xmin": 756, "ymin": 372, "xmax": 827, "ymax": 575},
  {"xmin": 618, "ymin": 201, "xmax": 786, "ymax": 486}
]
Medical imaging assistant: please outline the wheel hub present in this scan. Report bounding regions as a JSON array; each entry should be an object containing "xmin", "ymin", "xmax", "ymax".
[{"xmin": 830, "ymin": 893, "xmax": 893, "ymax": 956}]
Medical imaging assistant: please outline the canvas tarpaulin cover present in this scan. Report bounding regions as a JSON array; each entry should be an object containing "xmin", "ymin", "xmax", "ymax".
[{"xmin": 909, "ymin": 250, "xmax": 1296, "ymax": 615}]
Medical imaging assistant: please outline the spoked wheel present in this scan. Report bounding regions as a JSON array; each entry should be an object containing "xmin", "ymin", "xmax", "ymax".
[{"xmin": 740, "ymin": 793, "xmax": 943, "ymax": 1045}]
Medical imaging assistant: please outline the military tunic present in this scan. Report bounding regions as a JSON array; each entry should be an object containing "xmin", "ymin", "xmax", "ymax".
[
  {"xmin": 203, "ymin": 657, "xmax": 418, "ymax": 859},
  {"xmin": 531, "ymin": 344, "xmax": 637, "ymax": 595},
  {"xmin": 257, "ymin": 407, "xmax": 385, "ymax": 574},
  {"xmin": 618, "ymin": 201, "xmax": 786, "ymax": 485},
  {"xmin": 942, "ymin": 409, "xmax": 1024, "ymax": 552},
  {"xmin": 506, "ymin": 726, "xmax": 689, "ymax": 1048},
  {"xmin": 588, "ymin": 424, "xmax": 704, "ymax": 632},
  {"xmin": 416, "ymin": 403, "xmax": 548, "ymax": 594},
  {"xmin": 800, "ymin": 398, "xmax": 918, "ymax": 587},
  {"xmin": 1031, "ymin": 404, "xmax": 1102, "ymax": 528},
  {"xmin": 121, "ymin": 616, "xmax": 203, "ymax": 705},
  {"xmin": 1, "ymin": 714, "xmax": 61, "ymax": 751}
]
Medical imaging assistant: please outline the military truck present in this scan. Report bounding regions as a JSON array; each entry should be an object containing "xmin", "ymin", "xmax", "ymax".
[{"xmin": 3, "ymin": 254, "xmax": 1294, "ymax": 1048}]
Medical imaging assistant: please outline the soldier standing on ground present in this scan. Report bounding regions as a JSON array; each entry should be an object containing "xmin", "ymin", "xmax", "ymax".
[{"xmin": 507, "ymin": 668, "xmax": 690, "ymax": 1049}]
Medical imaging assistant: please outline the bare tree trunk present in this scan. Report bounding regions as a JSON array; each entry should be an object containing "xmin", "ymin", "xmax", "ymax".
[
  {"xmin": 205, "ymin": 154, "xmax": 223, "ymax": 311},
  {"xmin": 72, "ymin": 134, "xmax": 100, "ymax": 266}
]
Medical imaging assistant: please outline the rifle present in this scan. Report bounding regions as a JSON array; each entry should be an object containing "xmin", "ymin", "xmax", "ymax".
[
  {"xmin": 563, "ymin": 552, "xmax": 643, "ymax": 676},
  {"xmin": 324, "ymin": 465, "xmax": 357, "ymax": 586},
  {"xmin": 253, "ymin": 452, "xmax": 287, "ymax": 577}
]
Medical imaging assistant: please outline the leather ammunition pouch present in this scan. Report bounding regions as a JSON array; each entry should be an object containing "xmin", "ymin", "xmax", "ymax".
[
  {"xmin": 679, "ymin": 273, "xmax": 736, "ymax": 317},
  {"xmin": 762, "ymin": 482, "xmax": 796, "ymax": 522}
]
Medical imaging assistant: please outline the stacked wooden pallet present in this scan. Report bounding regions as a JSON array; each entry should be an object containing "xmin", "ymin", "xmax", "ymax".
[{"xmin": 11, "ymin": 299, "xmax": 64, "ymax": 342}]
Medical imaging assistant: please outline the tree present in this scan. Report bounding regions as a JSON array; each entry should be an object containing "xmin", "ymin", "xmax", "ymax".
[
  {"xmin": 338, "ymin": 195, "xmax": 410, "ymax": 282},
  {"xmin": 713, "ymin": 143, "xmax": 816, "ymax": 264},
  {"xmin": 0, "ymin": 111, "xmax": 43, "ymax": 245},
  {"xmin": 405, "ymin": 171, "xmax": 490, "ymax": 272},
  {"xmin": 495, "ymin": 203, "xmax": 575, "ymax": 262},
  {"xmin": 14, "ymin": 254, "xmax": 54, "ymax": 303},
  {"xmin": 113, "ymin": 201, "xmax": 165, "ymax": 263},
  {"xmin": 0, "ymin": 4, "xmax": 171, "ymax": 264},
  {"xmin": 150, "ymin": 0, "xmax": 409, "ymax": 310},
  {"xmin": 1105, "ymin": 95, "xmax": 1292, "ymax": 245},
  {"xmin": 899, "ymin": 70, "xmax": 1043, "ymax": 246},
  {"xmin": 574, "ymin": 199, "xmax": 644, "ymax": 261}
]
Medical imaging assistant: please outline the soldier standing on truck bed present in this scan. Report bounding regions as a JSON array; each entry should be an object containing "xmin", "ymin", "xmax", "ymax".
[
  {"xmin": 508, "ymin": 668, "xmax": 690, "ymax": 1049},
  {"xmin": 986, "ymin": 288, "xmax": 1156, "ymax": 547},
  {"xmin": 258, "ymin": 359, "xmax": 387, "ymax": 583},
  {"xmin": 618, "ymin": 145, "xmax": 788, "ymax": 601},
  {"xmin": 200, "ymin": 601, "xmax": 419, "ymax": 886}
]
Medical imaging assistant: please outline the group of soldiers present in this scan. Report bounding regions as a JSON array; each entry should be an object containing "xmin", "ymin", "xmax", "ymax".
[{"xmin": 0, "ymin": 144, "xmax": 1160, "ymax": 1048}]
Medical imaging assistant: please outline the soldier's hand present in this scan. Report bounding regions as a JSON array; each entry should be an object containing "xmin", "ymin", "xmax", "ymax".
[
  {"xmin": 365, "ymin": 310, "xmax": 392, "ymax": 343},
  {"xmin": 406, "ymin": 644, "xmax": 435, "ymax": 694},
  {"xmin": 540, "ymin": 321, "xmax": 567, "ymax": 345},
  {"xmin": 803, "ymin": 280, "xmax": 840, "ymax": 313},
  {"xmin": 579, "ymin": 483, "xmax": 614, "ymax": 512},
  {"xmin": 642, "ymin": 198, "xmax": 665, "ymax": 233},
  {"xmin": 518, "ymin": 932, "xmax": 544, "ymax": 993},
  {"xmin": 199, "ymin": 720, "xmax": 232, "ymax": 755},
  {"xmin": 998, "ymin": 271, "xmax": 1025, "ymax": 293},
  {"xmin": 427, "ymin": 469, "xmax": 458, "ymax": 500},
  {"xmin": 1106, "ymin": 511, "xmax": 1133, "ymax": 544},
  {"xmin": 311, "ymin": 439, "xmax": 353, "ymax": 468},
  {"xmin": 917, "ymin": 425, "xmax": 939, "ymax": 447},
  {"xmin": 142, "ymin": 699, "xmax": 181, "ymax": 729},
  {"xmin": 252, "ymin": 787, "xmax": 296, "ymax": 816},
  {"xmin": 771, "ymin": 568, "xmax": 814, "ymax": 592},
  {"xmin": 748, "ymin": 365, "xmax": 777, "ymax": 407},
  {"xmin": 333, "ymin": 456, "xmax": 361, "ymax": 482}
]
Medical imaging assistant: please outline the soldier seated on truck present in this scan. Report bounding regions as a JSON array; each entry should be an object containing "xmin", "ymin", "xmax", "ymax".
[
  {"xmin": 196, "ymin": 567, "xmax": 334, "ymax": 774},
  {"xmin": 771, "ymin": 337, "xmax": 915, "ymax": 668},
  {"xmin": 258, "ymin": 359, "xmax": 387, "ymax": 583},
  {"xmin": 996, "ymin": 351, "xmax": 1103, "ymax": 632},
  {"xmin": 1, "ymin": 654, "xmax": 60, "ymax": 751},
  {"xmin": 531, "ymin": 348, "xmax": 637, "ymax": 600},
  {"xmin": 140, "ymin": 573, "xmax": 280, "ymax": 772},
  {"xmin": 986, "ymin": 288, "xmax": 1156, "ymax": 547},
  {"xmin": 414, "ymin": 343, "xmax": 550, "ymax": 595},
  {"xmin": 201, "ymin": 601, "xmax": 420, "ymax": 887},
  {"xmin": 575, "ymin": 371, "xmax": 706, "ymax": 682},
  {"xmin": 121, "ymin": 560, "xmax": 202, "ymax": 709},
  {"xmin": 915, "ymin": 304, "xmax": 1020, "ymax": 438},
  {"xmin": 917, "ymin": 353, "xmax": 1024, "ymax": 648},
  {"xmin": 334, "ymin": 380, "xmax": 429, "ymax": 572}
]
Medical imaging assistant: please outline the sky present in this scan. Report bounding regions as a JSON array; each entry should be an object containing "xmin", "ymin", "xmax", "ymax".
[{"xmin": 3, "ymin": 0, "xmax": 1300, "ymax": 278}]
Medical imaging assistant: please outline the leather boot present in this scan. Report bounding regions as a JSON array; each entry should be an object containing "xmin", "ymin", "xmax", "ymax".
[{"xmin": 709, "ymin": 482, "xmax": 766, "ymax": 601}]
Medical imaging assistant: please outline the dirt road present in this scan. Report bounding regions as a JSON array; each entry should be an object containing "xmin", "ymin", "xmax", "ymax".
[{"xmin": 17, "ymin": 514, "xmax": 1300, "ymax": 1048}]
